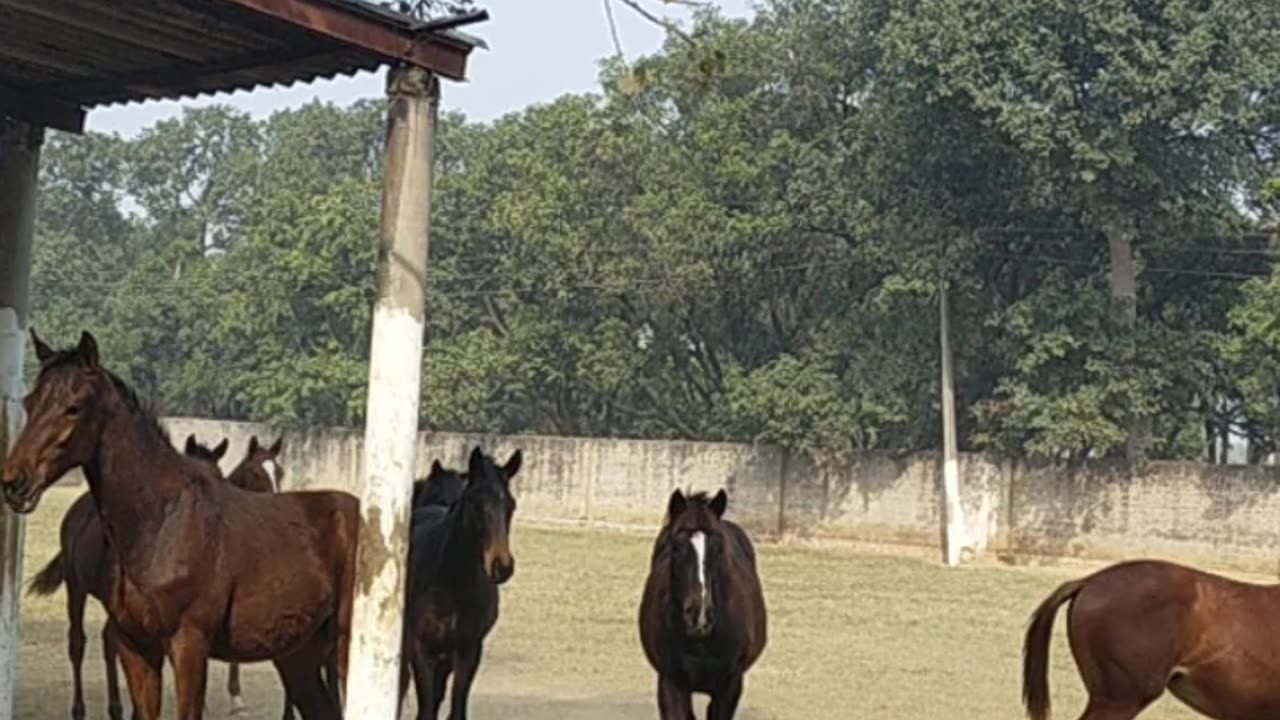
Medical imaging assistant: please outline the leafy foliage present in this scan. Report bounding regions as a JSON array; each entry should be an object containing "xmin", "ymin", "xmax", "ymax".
[{"xmin": 28, "ymin": 1, "xmax": 1280, "ymax": 464}]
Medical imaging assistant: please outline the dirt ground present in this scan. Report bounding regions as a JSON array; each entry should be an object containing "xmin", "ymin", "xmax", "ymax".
[{"xmin": 14, "ymin": 485, "xmax": 1212, "ymax": 719}]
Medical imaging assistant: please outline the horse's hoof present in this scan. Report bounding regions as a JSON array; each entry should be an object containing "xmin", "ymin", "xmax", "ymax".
[{"xmin": 230, "ymin": 695, "xmax": 247, "ymax": 715}]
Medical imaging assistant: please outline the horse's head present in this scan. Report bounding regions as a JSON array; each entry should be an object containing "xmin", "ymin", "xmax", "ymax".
[
  {"xmin": 2, "ymin": 330, "xmax": 118, "ymax": 514},
  {"xmin": 412, "ymin": 459, "xmax": 466, "ymax": 509},
  {"xmin": 662, "ymin": 488, "xmax": 730, "ymax": 639},
  {"xmin": 458, "ymin": 446, "xmax": 521, "ymax": 585},
  {"xmin": 229, "ymin": 435, "xmax": 284, "ymax": 493},
  {"xmin": 183, "ymin": 434, "xmax": 229, "ymax": 469}
]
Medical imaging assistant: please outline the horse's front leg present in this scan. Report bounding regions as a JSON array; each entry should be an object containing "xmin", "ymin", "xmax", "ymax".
[
  {"xmin": 446, "ymin": 641, "xmax": 482, "ymax": 720},
  {"xmin": 117, "ymin": 637, "xmax": 163, "ymax": 720},
  {"xmin": 657, "ymin": 674, "xmax": 695, "ymax": 720},
  {"xmin": 707, "ymin": 673, "xmax": 744, "ymax": 720},
  {"xmin": 168, "ymin": 626, "xmax": 211, "ymax": 720}
]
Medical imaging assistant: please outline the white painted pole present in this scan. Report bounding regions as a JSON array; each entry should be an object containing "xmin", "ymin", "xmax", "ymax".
[
  {"xmin": 344, "ymin": 67, "xmax": 438, "ymax": 719},
  {"xmin": 0, "ymin": 116, "xmax": 43, "ymax": 720},
  {"xmin": 939, "ymin": 282, "xmax": 966, "ymax": 567}
]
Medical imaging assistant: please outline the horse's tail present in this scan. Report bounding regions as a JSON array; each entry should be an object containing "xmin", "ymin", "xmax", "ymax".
[
  {"xmin": 27, "ymin": 551, "xmax": 66, "ymax": 597},
  {"xmin": 1022, "ymin": 578, "xmax": 1085, "ymax": 720}
]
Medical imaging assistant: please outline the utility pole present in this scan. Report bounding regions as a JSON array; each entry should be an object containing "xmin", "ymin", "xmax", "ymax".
[{"xmin": 939, "ymin": 281, "xmax": 966, "ymax": 567}]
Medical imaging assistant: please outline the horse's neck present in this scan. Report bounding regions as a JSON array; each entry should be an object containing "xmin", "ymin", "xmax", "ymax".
[
  {"xmin": 83, "ymin": 411, "xmax": 194, "ymax": 566},
  {"xmin": 440, "ymin": 513, "xmax": 484, "ymax": 581}
]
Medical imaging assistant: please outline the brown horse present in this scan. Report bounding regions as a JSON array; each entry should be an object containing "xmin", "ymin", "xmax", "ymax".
[
  {"xmin": 1023, "ymin": 558, "xmax": 1280, "ymax": 720},
  {"xmin": 227, "ymin": 435, "xmax": 285, "ymax": 494},
  {"xmin": 1, "ymin": 330, "xmax": 357, "ymax": 720},
  {"xmin": 639, "ymin": 489, "xmax": 768, "ymax": 720},
  {"xmin": 219, "ymin": 433, "xmax": 293, "ymax": 717},
  {"xmin": 27, "ymin": 434, "xmax": 229, "ymax": 720},
  {"xmin": 399, "ymin": 447, "xmax": 522, "ymax": 720}
]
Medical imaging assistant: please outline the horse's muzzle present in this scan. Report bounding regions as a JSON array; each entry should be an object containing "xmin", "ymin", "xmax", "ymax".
[
  {"xmin": 1, "ymin": 472, "xmax": 40, "ymax": 514},
  {"xmin": 490, "ymin": 558, "xmax": 515, "ymax": 585}
]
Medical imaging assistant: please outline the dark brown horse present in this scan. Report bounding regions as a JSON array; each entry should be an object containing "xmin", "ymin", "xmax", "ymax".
[
  {"xmin": 639, "ymin": 489, "xmax": 768, "ymax": 720},
  {"xmin": 2, "ymin": 330, "xmax": 357, "ymax": 720},
  {"xmin": 399, "ymin": 447, "xmax": 522, "ymax": 720},
  {"xmin": 411, "ymin": 459, "xmax": 466, "ymax": 510},
  {"xmin": 1023, "ymin": 558, "xmax": 1280, "ymax": 720},
  {"xmin": 27, "ymin": 434, "xmax": 229, "ymax": 720}
]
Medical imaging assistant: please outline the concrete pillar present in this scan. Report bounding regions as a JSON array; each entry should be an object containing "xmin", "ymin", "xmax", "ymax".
[
  {"xmin": 939, "ymin": 282, "xmax": 966, "ymax": 566},
  {"xmin": 343, "ymin": 67, "xmax": 439, "ymax": 719},
  {"xmin": 0, "ymin": 116, "xmax": 43, "ymax": 720}
]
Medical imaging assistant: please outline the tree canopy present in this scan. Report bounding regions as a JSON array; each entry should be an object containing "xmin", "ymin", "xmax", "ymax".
[{"xmin": 30, "ymin": 0, "xmax": 1280, "ymax": 463}]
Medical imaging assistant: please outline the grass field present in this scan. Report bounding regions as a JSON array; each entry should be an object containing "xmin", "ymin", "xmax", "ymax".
[{"xmin": 14, "ymin": 485, "xmax": 1211, "ymax": 719}]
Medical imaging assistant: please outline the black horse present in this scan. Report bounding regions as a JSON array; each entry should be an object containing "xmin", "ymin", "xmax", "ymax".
[
  {"xmin": 399, "ymin": 447, "xmax": 522, "ymax": 720},
  {"xmin": 412, "ymin": 459, "xmax": 467, "ymax": 511},
  {"xmin": 639, "ymin": 489, "xmax": 769, "ymax": 720}
]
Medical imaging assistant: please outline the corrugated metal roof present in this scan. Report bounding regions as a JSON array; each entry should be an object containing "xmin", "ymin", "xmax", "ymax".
[{"xmin": 0, "ymin": 0, "xmax": 485, "ymax": 132}]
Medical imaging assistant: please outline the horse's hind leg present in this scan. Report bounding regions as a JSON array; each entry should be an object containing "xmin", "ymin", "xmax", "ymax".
[
  {"xmin": 269, "ymin": 660, "xmax": 297, "ymax": 720},
  {"xmin": 275, "ymin": 658, "xmax": 336, "ymax": 720},
  {"xmin": 226, "ymin": 662, "xmax": 246, "ymax": 716},
  {"xmin": 66, "ymin": 586, "xmax": 87, "ymax": 720},
  {"xmin": 102, "ymin": 618, "xmax": 125, "ymax": 720}
]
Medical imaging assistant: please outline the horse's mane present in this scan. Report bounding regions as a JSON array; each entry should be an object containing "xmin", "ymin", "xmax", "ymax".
[
  {"xmin": 104, "ymin": 368, "xmax": 169, "ymax": 444},
  {"xmin": 38, "ymin": 349, "xmax": 170, "ymax": 444}
]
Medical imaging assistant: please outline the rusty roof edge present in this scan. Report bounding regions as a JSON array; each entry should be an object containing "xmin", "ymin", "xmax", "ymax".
[
  {"xmin": 313, "ymin": 0, "xmax": 489, "ymax": 49},
  {"xmin": 424, "ymin": 26, "xmax": 488, "ymax": 52}
]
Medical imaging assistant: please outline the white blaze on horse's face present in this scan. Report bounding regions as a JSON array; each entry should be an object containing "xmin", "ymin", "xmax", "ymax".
[
  {"xmin": 691, "ymin": 531, "xmax": 710, "ymax": 629},
  {"xmin": 262, "ymin": 459, "xmax": 280, "ymax": 493}
]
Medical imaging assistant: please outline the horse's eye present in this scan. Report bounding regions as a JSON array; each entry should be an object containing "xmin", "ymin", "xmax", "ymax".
[{"xmin": 65, "ymin": 404, "xmax": 80, "ymax": 416}]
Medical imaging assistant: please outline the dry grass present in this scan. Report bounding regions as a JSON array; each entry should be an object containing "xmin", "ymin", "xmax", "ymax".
[{"xmin": 15, "ymin": 485, "xmax": 1210, "ymax": 719}]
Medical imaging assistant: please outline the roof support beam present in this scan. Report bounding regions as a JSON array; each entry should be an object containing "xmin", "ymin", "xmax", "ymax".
[
  {"xmin": 0, "ymin": 115, "xmax": 43, "ymax": 720},
  {"xmin": 222, "ymin": 0, "xmax": 471, "ymax": 80},
  {"xmin": 0, "ymin": 84, "xmax": 84, "ymax": 134},
  {"xmin": 345, "ymin": 65, "xmax": 439, "ymax": 720}
]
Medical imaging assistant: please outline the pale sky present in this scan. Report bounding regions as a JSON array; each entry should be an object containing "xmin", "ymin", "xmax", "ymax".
[{"xmin": 87, "ymin": 0, "xmax": 756, "ymax": 136}]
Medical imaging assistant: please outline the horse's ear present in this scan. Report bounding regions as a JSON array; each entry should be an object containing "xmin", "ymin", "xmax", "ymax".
[
  {"xmin": 248, "ymin": 435, "xmax": 260, "ymax": 454},
  {"xmin": 269, "ymin": 436, "xmax": 284, "ymax": 455},
  {"xmin": 76, "ymin": 331, "xmax": 99, "ymax": 368},
  {"xmin": 430, "ymin": 459, "xmax": 444, "ymax": 475},
  {"xmin": 29, "ymin": 328, "xmax": 54, "ymax": 365},
  {"xmin": 213, "ymin": 438, "xmax": 229, "ymax": 461},
  {"xmin": 502, "ymin": 449, "xmax": 522, "ymax": 481},
  {"xmin": 184, "ymin": 434, "xmax": 198, "ymax": 455},
  {"xmin": 667, "ymin": 489, "xmax": 687, "ymax": 521},
  {"xmin": 468, "ymin": 446, "xmax": 485, "ymax": 477},
  {"xmin": 710, "ymin": 489, "xmax": 728, "ymax": 518}
]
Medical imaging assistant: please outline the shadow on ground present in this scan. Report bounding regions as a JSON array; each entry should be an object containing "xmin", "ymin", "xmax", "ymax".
[{"xmin": 473, "ymin": 694, "xmax": 775, "ymax": 720}]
